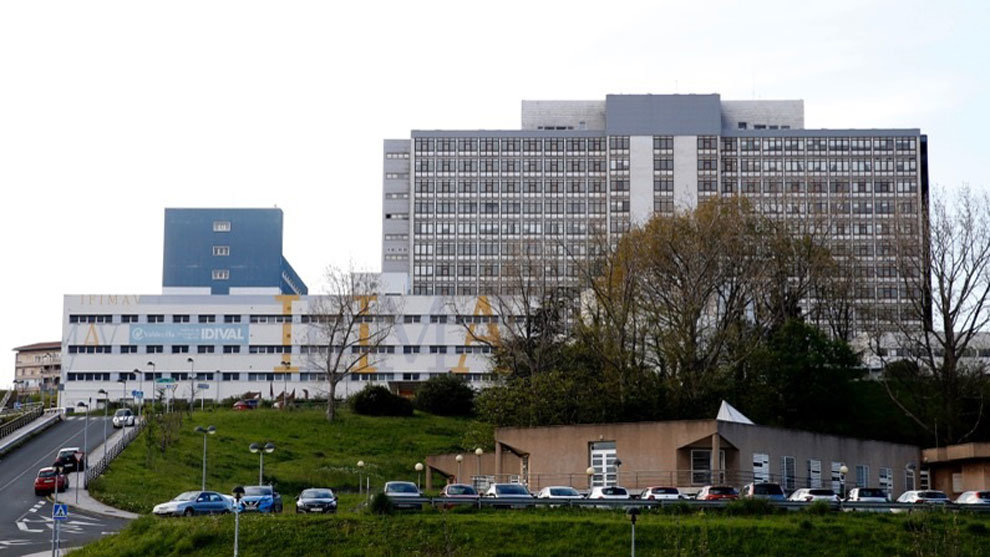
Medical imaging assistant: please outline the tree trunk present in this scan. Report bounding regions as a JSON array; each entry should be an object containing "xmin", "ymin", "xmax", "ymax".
[{"xmin": 326, "ymin": 377, "xmax": 338, "ymax": 422}]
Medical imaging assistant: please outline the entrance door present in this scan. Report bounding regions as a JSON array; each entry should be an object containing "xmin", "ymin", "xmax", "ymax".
[{"xmin": 589, "ymin": 442, "xmax": 617, "ymax": 487}]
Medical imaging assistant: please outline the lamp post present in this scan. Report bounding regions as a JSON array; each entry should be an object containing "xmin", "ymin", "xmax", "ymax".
[
  {"xmin": 455, "ymin": 454, "xmax": 463, "ymax": 483},
  {"xmin": 97, "ymin": 389, "xmax": 108, "ymax": 459},
  {"xmin": 76, "ymin": 399, "xmax": 90, "ymax": 504},
  {"xmin": 474, "ymin": 447, "xmax": 483, "ymax": 478},
  {"xmin": 280, "ymin": 360, "xmax": 291, "ymax": 410},
  {"xmin": 249, "ymin": 442, "xmax": 276, "ymax": 485},
  {"xmin": 215, "ymin": 369, "xmax": 220, "ymax": 411},
  {"xmin": 232, "ymin": 486, "xmax": 245, "ymax": 557},
  {"xmin": 839, "ymin": 464, "xmax": 849, "ymax": 499},
  {"xmin": 52, "ymin": 463, "xmax": 63, "ymax": 556},
  {"xmin": 586, "ymin": 466, "xmax": 596, "ymax": 490},
  {"xmin": 357, "ymin": 460, "xmax": 365, "ymax": 495},
  {"xmin": 614, "ymin": 458, "xmax": 623, "ymax": 486},
  {"xmin": 195, "ymin": 426, "xmax": 216, "ymax": 490},
  {"xmin": 415, "ymin": 462, "xmax": 424, "ymax": 491},
  {"xmin": 118, "ymin": 376, "xmax": 127, "ymax": 408},
  {"xmin": 146, "ymin": 361, "xmax": 155, "ymax": 414},
  {"xmin": 627, "ymin": 507, "xmax": 640, "ymax": 557},
  {"xmin": 187, "ymin": 357, "xmax": 195, "ymax": 409}
]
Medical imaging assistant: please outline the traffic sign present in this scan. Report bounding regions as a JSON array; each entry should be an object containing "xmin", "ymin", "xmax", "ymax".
[
  {"xmin": 197, "ymin": 383, "xmax": 210, "ymax": 390},
  {"xmin": 154, "ymin": 378, "xmax": 176, "ymax": 384},
  {"xmin": 52, "ymin": 504, "xmax": 68, "ymax": 521},
  {"xmin": 132, "ymin": 390, "xmax": 144, "ymax": 398}
]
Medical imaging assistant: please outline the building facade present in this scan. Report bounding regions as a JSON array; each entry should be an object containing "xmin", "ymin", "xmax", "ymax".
[
  {"xmin": 13, "ymin": 341, "xmax": 61, "ymax": 393},
  {"xmin": 383, "ymin": 94, "xmax": 928, "ymax": 329},
  {"xmin": 60, "ymin": 292, "xmax": 496, "ymax": 408},
  {"xmin": 163, "ymin": 208, "xmax": 307, "ymax": 296}
]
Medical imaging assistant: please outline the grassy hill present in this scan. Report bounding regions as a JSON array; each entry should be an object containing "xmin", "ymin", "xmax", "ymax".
[{"xmin": 88, "ymin": 407, "xmax": 473, "ymax": 513}]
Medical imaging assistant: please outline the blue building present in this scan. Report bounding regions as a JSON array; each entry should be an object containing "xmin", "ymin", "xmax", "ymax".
[{"xmin": 162, "ymin": 208, "xmax": 307, "ymax": 295}]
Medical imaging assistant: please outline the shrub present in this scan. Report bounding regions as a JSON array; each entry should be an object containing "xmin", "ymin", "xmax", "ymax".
[
  {"xmin": 725, "ymin": 497, "xmax": 777, "ymax": 516},
  {"xmin": 369, "ymin": 492, "xmax": 395, "ymax": 515},
  {"xmin": 804, "ymin": 500, "xmax": 832, "ymax": 515},
  {"xmin": 414, "ymin": 374, "xmax": 475, "ymax": 416},
  {"xmin": 350, "ymin": 385, "xmax": 413, "ymax": 417}
]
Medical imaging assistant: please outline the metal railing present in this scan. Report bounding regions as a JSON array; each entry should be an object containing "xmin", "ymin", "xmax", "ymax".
[
  {"xmin": 0, "ymin": 406, "xmax": 44, "ymax": 440},
  {"xmin": 388, "ymin": 496, "xmax": 990, "ymax": 514},
  {"xmin": 86, "ymin": 419, "xmax": 146, "ymax": 485}
]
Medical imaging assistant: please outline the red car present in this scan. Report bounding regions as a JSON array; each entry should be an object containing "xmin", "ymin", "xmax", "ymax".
[
  {"xmin": 696, "ymin": 485, "xmax": 739, "ymax": 501},
  {"xmin": 232, "ymin": 400, "xmax": 256, "ymax": 411},
  {"xmin": 34, "ymin": 467, "xmax": 69, "ymax": 496}
]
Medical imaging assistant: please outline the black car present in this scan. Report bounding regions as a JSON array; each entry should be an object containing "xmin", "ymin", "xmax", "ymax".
[
  {"xmin": 54, "ymin": 447, "xmax": 83, "ymax": 472},
  {"xmin": 296, "ymin": 488, "xmax": 338, "ymax": 514}
]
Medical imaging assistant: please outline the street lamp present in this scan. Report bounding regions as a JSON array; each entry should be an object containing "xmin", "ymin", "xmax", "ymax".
[
  {"xmin": 586, "ymin": 466, "xmax": 596, "ymax": 490},
  {"xmin": 187, "ymin": 357, "xmax": 195, "ymax": 409},
  {"xmin": 146, "ymin": 361, "xmax": 155, "ymax": 414},
  {"xmin": 357, "ymin": 460, "xmax": 365, "ymax": 495},
  {"xmin": 195, "ymin": 425, "xmax": 216, "ymax": 490},
  {"xmin": 52, "ymin": 463, "xmax": 64, "ymax": 556},
  {"xmin": 455, "ymin": 454, "xmax": 463, "ymax": 483},
  {"xmin": 232, "ymin": 486, "xmax": 245, "ymax": 557},
  {"xmin": 415, "ymin": 462, "xmax": 424, "ymax": 490},
  {"xmin": 627, "ymin": 507, "xmax": 640, "ymax": 557},
  {"xmin": 75, "ymin": 399, "xmax": 90, "ymax": 503},
  {"xmin": 97, "ymin": 388, "xmax": 108, "ymax": 459},
  {"xmin": 249, "ymin": 442, "xmax": 276, "ymax": 485},
  {"xmin": 280, "ymin": 360, "xmax": 291, "ymax": 410},
  {"xmin": 614, "ymin": 458, "xmax": 623, "ymax": 486},
  {"xmin": 215, "ymin": 369, "xmax": 221, "ymax": 411},
  {"xmin": 839, "ymin": 464, "xmax": 849, "ymax": 499},
  {"xmin": 474, "ymin": 447, "xmax": 483, "ymax": 478}
]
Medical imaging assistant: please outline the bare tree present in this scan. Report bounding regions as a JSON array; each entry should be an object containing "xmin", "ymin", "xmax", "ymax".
[
  {"xmin": 306, "ymin": 267, "xmax": 399, "ymax": 422},
  {"xmin": 874, "ymin": 186, "xmax": 990, "ymax": 444}
]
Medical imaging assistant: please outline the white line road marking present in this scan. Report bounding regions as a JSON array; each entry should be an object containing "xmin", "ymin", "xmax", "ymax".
[
  {"xmin": 15, "ymin": 520, "xmax": 42, "ymax": 533},
  {"xmin": 0, "ymin": 538, "xmax": 33, "ymax": 547}
]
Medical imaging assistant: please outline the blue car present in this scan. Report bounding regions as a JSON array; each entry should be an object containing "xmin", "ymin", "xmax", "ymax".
[
  {"xmin": 740, "ymin": 482, "xmax": 786, "ymax": 502},
  {"xmin": 153, "ymin": 491, "xmax": 232, "ymax": 516},
  {"xmin": 239, "ymin": 485, "xmax": 283, "ymax": 513}
]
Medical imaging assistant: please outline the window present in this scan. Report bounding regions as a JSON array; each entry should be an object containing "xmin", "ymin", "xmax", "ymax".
[
  {"xmin": 429, "ymin": 315, "xmax": 448, "ymax": 324},
  {"xmin": 120, "ymin": 345, "xmax": 137, "ymax": 354},
  {"xmin": 213, "ymin": 245, "xmax": 230, "ymax": 256},
  {"xmin": 213, "ymin": 220, "xmax": 231, "ymax": 232},
  {"xmin": 403, "ymin": 346, "xmax": 421, "ymax": 354},
  {"xmin": 249, "ymin": 345, "xmax": 291, "ymax": 354},
  {"xmin": 121, "ymin": 314, "xmax": 139, "ymax": 323},
  {"xmin": 224, "ymin": 314, "xmax": 241, "ymax": 323},
  {"xmin": 429, "ymin": 345, "xmax": 447, "ymax": 354},
  {"xmin": 67, "ymin": 345, "xmax": 111, "ymax": 354},
  {"xmin": 855, "ymin": 465, "xmax": 869, "ymax": 488},
  {"xmin": 905, "ymin": 468, "xmax": 915, "ymax": 492},
  {"xmin": 250, "ymin": 314, "xmax": 292, "ymax": 324},
  {"xmin": 223, "ymin": 345, "xmax": 241, "ymax": 354},
  {"xmin": 68, "ymin": 314, "xmax": 113, "ymax": 324},
  {"xmin": 171, "ymin": 345, "xmax": 189, "ymax": 354},
  {"xmin": 589, "ymin": 441, "xmax": 619, "ymax": 487},
  {"xmin": 831, "ymin": 462, "xmax": 843, "ymax": 493},
  {"xmin": 212, "ymin": 269, "xmax": 230, "ymax": 280},
  {"xmin": 248, "ymin": 373, "xmax": 275, "ymax": 381},
  {"xmin": 808, "ymin": 459, "xmax": 822, "ymax": 488},
  {"xmin": 753, "ymin": 453, "xmax": 770, "ymax": 483},
  {"xmin": 173, "ymin": 314, "xmax": 190, "ymax": 323},
  {"xmin": 146, "ymin": 345, "xmax": 163, "ymax": 354},
  {"xmin": 691, "ymin": 449, "xmax": 725, "ymax": 485},
  {"xmin": 403, "ymin": 315, "xmax": 421, "ymax": 324},
  {"xmin": 781, "ymin": 456, "xmax": 796, "ymax": 491},
  {"xmin": 147, "ymin": 314, "xmax": 164, "ymax": 323},
  {"xmin": 197, "ymin": 345, "xmax": 216, "ymax": 354},
  {"xmin": 198, "ymin": 314, "xmax": 216, "ymax": 323}
]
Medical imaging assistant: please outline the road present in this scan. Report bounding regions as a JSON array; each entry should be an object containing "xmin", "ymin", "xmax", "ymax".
[{"xmin": 0, "ymin": 416, "xmax": 130, "ymax": 555}]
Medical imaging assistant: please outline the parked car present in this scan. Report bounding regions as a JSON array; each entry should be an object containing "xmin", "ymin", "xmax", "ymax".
[
  {"xmin": 894, "ymin": 490, "xmax": 950, "ymax": 511},
  {"xmin": 484, "ymin": 483, "xmax": 535, "ymax": 509},
  {"xmin": 588, "ymin": 486, "xmax": 632, "ymax": 500},
  {"xmin": 536, "ymin": 486, "xmax": 584, "ymax": 501},
  {"xmin": 295, "ymin": 488, "xmax": 337, "ymax": 514},
  {"xmin": 788, "ymin": 488, "xmax": 840, "ymax": 503},
  {"xmin": 383, "ymin": 481, "xmax": 424, "ymax": 510},
  {"xmin": 34, "ymin": 467, "xmax": 68, "ymax": 496},
  {"xmin": 955, "ymin": 491, "xmax": 990, "ymax": 506},
  {"xmin": 153, "ymin": 491, "xmax": 232, "ymax": 516},
  {"xmin": 53, "ymin": 447, "xmax": 84, "ymax": 472},
  {"xmin": 437, "ymin": 483, "xmax": 480, "ymax": 508},
  {"xmin": 240, "ymin": 485, "xmax": 283, "ymax": 513},
  {"xmin": 638, "ymin": 486, "xmax": 684, "ymax": 502},
  {"xmin": 232, "ymin": 400, "xmax": 256, "ymax": 411},
  {"xmin": 740, "ymin": 482, "xmax": 786, "ymax": 502},
  {"xmin": 111, "ymin": 408, "xmax": 135, "ymax": 428},
  {"xmin": 696, "ymin": 486, "xmax": 739, "ymax": 501}
]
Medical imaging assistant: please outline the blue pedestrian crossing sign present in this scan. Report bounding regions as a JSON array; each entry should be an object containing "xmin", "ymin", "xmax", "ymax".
[{"xmin": 52, "ymin": 504, "xmax": 68, "ymax": 521}]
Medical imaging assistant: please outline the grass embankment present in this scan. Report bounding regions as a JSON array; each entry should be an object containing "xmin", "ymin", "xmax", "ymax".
[
  {"xmin": 73, "ymin": 508, "xmax": 990, "ymax": 557},
  {"xmin": 88, "ymin": 407, "xmax": 472, "ymax": 513}
]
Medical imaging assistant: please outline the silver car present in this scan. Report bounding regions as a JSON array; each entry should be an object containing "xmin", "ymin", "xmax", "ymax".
[{"xmin": 112, "ymin": 408, "xmax": 135, "ymax": 428}]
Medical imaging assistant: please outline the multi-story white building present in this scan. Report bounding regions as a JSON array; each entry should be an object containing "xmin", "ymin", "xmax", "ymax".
[
  {"xmin": 382, "ymin": 94, "xmax": 928, "ymax": 329},
  {"xmin": 60, "ymin": 291, "xmax": 495, "ymax": 407}
]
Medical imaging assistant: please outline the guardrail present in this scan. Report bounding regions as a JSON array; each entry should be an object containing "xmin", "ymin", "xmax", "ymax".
[
  {"xmin": 86, "ymin": 420, "xmax": 146, "ymax": 486},
  {"xmin": 0, "ymin": 406, "xmax": 44, "ymax": 440},
  {"xmin": 386, "ymin": 496, "xmax": 990, "ymax": 513}
]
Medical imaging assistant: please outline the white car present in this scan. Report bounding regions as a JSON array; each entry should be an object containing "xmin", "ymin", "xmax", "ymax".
[
  {"xmin": 955, "ymin": 491, "xmax": 990, "ymax": 505},
  {"xmin": 536, "ymin": 486, "xmax": 583, "ymax": 501},
  {"xmin": 383, "ymin": 481, "xmax": 423, "ymax": 510},
  {"xmin": 638, "ymin": 486, "xmax": 683, "ymax": 501},
  {"xmin": 484, "ymin": 483, "xmax": 534, "ymax": 508},
  {"xmin": 112, "ymin": 408, "xmax": 135, "ymax": 428},
  {"xmin": 843, "ymin": 487, "xmax": 890, "ymax": 512},
  {"xmin": 896, "ymin": 490, "xmax": 950, "ymax": 506},
  {"xmin": 588, "ymin": 486, "xmax": 632, "ymax": 508},
  {"xmin": 788, "ymin": 488, "xmax": 840, "ymax": 503}
]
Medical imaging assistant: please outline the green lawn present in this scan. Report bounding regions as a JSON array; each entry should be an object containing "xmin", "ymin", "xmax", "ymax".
[
  {"xmin": 72, "ymin": 507, "xmax": 990, "ymax": 557},
  {"xmin": 88, "ymin": 407, "xmax": 473, "ymax": 513}
]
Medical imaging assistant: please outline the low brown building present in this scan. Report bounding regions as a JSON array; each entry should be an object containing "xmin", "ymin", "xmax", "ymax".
[
  {"xmin": 923, "ymin": 442, "xmax": 990, "ymax": 499},
  {"xmin": 427, "ymin": 404, "xmax": 922, "ymax": 498},
  {"xmin": 12, "ymin": 341, "xmax": 61, "ymax": 396}
]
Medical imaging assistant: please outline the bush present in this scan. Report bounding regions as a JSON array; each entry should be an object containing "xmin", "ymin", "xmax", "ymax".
[
  {"xmin": 804, "ymin": 500, "xmax": 832, "ymax": 515},
  {"xmin": 725, "ymin": 498, "xmax": 778, "ymax": 516},
  {"xmin": 414, "ymin": 374, "xmax": 475, "ymax": 416},
  {"xmin": 350, "ymin": 385, "xmax": 413, "ymax": 417},
  {"xmin": 369, "ymin": 492, "xmax": 395, "ymax": 515}
]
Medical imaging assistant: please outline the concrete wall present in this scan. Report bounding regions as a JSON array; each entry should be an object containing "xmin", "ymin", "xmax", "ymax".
[
  {"xmin": 672, "ymin": 136, "xmax": 698, "ymax": 211},
  {"xmin": 521, "ymin": 100, "xmax": 605, "ymax": 130},
  {"xmin": 720, "ymin": 100, "xmax": 804, "ymax": 130}
]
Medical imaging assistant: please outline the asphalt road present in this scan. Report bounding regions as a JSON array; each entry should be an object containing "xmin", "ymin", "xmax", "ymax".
[{"xmin": 0, "ymin": 416, "xmax": 129, "ymax": 555}]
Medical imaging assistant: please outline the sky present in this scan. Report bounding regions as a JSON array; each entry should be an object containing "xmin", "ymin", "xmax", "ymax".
[{"xmin": 1, "ymin": 0, "xmax": 988, "ymax": 388}]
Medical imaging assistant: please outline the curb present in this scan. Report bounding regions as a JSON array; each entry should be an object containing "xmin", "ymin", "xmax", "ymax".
[
  {"xmin": 48, "ymin": 493, "xmax": 141, "ymax": 521},
  {"xmin": 0, "ymin": 413, "xmax": 62, "ymax": 457}
]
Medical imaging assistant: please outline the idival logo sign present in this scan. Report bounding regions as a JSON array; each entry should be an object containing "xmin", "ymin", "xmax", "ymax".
[{"xmin": 129, "ymin": 324, "xmax": 248, "ymax": 345}]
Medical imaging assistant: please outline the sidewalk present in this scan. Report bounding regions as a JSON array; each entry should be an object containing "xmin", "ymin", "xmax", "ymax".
[
  {"xmin": 59, "ymin": 423, "xmax": 141, "ymax": 520},
  {"xmin": 0, "ymin": 411, "xmax": 61, "ymax": 456}
]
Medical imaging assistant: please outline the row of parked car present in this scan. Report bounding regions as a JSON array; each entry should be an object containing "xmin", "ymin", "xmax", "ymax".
[{"xmin": 151, "ymin": 486, "xmax": 342, "ymax": 516}]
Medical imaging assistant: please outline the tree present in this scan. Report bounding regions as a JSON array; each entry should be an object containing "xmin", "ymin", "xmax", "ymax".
[
  {"xmin": 873, "ymin": 186, "xmax": 990, "ymax": 444},
  {"xmin": 306, "ymin": 267, "xmax": 399, "ymax": 422}
]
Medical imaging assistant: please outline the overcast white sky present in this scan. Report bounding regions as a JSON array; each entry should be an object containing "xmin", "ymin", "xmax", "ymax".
[{"xmin": 1, "ymin": 0, "xmax": 988, "ymax": 387}]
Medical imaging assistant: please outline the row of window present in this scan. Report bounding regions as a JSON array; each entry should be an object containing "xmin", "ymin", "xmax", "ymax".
[
  {"xmin": 66, "ymin": 371, "xmax": 493, "ymax": 383},
  {"xmin": 722, "ymin": 157, "xmax": 918, "ymax": 173},
  {"xmin": 67, "ymin": 344, "xmax": 498, "ymax": 355},
  {"xmin": 70, "ymin": 313, "xmax": 524, "ymax": 324},
  {"xmin": 415, "ymin": 138, "xmax": 608, "ymax": 153}
]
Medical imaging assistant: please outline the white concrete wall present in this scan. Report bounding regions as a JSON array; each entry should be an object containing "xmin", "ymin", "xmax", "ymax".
[
  {"xmin": 673, "ymin": 136, "xmax": 698, "ymax": 211},
  {"xmin": 629, "ymin": 135, "xmax": 655, "ymax": 225}
]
